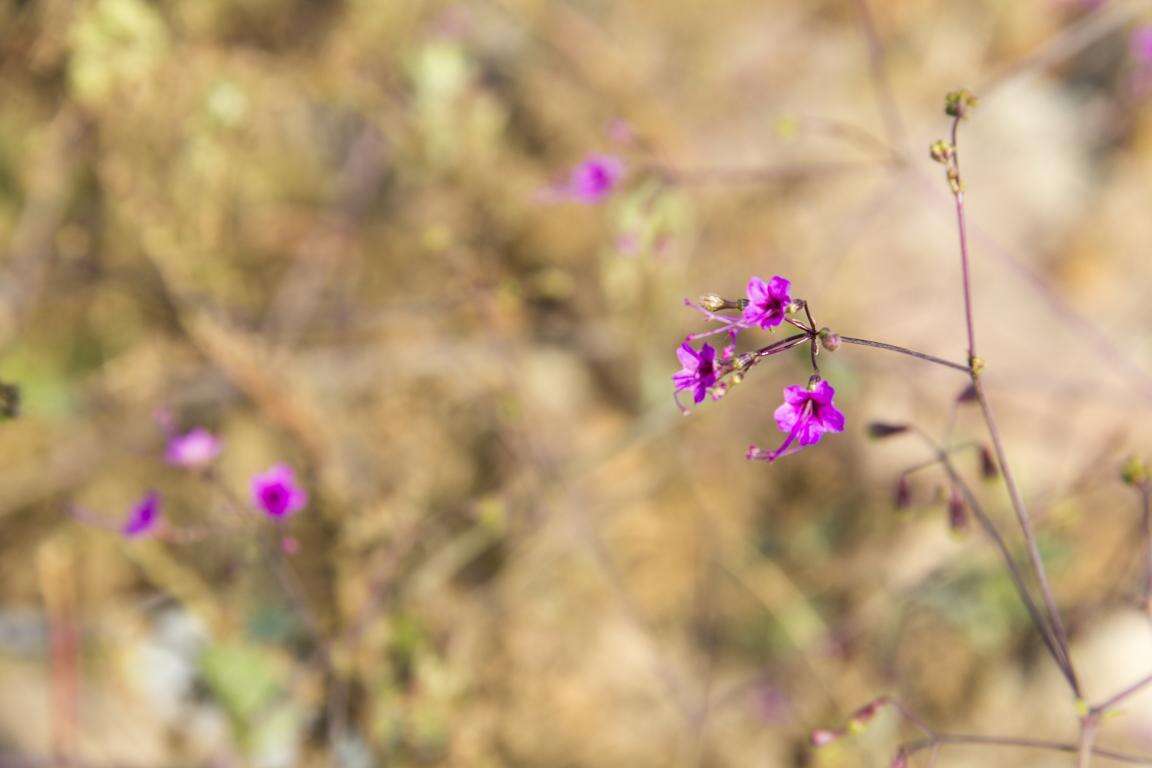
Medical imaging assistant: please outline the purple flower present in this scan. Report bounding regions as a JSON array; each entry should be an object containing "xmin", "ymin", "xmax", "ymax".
[
  {"xmin": 250, "ymin": 463, "xmax": 308, "ymax": 518},
  {"xmin": 742, "ymin": 276, "xmax": 792, "ymax": 330},
  {"xmin": 747, "ymin": 379, "xmax": 845, "ymax": 462},
  {"xmin": 165, "ymin": 427, "xmax": 222, "ymax": 469},
  {"xmin": 673, "ymin": 342, "xmax": 718, "ymax": 404},
  {"xmin": 553, "ymin": 154, "xmax": 624, "ymax": 203},
  {"xmin": 122, "ymin": 492, "xmax": 161, "ymax": 538},
  {"xmin": 1133, "ymin": 26, "xmax": 1152, "ymax": 66}
]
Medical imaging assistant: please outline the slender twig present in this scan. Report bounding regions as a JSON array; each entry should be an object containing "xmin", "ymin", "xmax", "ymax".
[
  {"xmin": 937, "ymin": 448, "xmax": 1074, "ymax": 688},
  {"xmin": 838, "ymin": 336, "xmax": 969, "ymax": 373},
  {"xmin": 900, "ymin": 733, "xmax": 1152, "ymax": 765},
  {"xmin": 1094, "ymin": 670, "xmax": 1152, "ymax": 714},
  {"xmin": 1080, "ymin": 714, "xmax": 1101, "ymax": 768},
  {"xmin": 946, "ymin": 107, "xmax": 1081, "ymax": 697}
]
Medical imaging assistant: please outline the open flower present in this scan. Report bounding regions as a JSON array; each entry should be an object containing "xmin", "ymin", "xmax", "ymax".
[
  {"xmin": 747, "ymin": 379, "xmax": 844, "ymax": 462},
  {"xmin": 673, "ymin": 342, "xmax": 718, "ymax": 404},
  {"xmin": 122, "ymin": 492, "xmax": 161, "ymax": 538},
  {"xmin": 251, "ymin": 464, "xmax": 308, "ymax": 518},
  {"xmin": 165, "ymin": 427, "xmax": 222, "ymax": 470},
  {"xmin": 742, "ymin": 276, "xmax": 792, "ymax": 329}
]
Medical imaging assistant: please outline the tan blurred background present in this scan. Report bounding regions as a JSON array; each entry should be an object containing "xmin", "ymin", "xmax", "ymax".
[{"xmin": 2, "ymin": 0, "xmax": 1152, "ymax": 765}]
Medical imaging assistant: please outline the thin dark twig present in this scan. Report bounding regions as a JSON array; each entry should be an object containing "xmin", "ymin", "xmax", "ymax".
[
  {"xmin": 838, "ymin": 336, "xmax": 969, "ymax": 373},
  {"xmin": 900, "ymin": 733, "xmax": 1152, "ymax": 765},
  {"xmin": 1094, "ymin": 670, "xmax": 1152, "ymax": 714}
]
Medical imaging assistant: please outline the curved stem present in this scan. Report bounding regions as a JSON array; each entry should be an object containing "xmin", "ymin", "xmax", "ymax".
[{"xmin": 838, "ymin": 336, "xmax": 969, "ymax": 373}]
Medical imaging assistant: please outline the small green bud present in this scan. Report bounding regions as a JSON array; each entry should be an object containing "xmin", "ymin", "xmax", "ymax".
[
  {"xmin": 945, "ymin": 89, "xmax": 978, "ymax": 118},
  {"xmin": 1121, "ymin": 456, "xmax": 1149, "ymax": 487}
]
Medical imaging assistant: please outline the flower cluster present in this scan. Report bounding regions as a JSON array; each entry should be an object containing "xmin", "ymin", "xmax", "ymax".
[
  {"xmin": 112, "ymin": 422, "xmax": 307, "ymax": 541},
  {"xmin": 673, "ymin": 274, "xmax": 845, "ymax": 462}
]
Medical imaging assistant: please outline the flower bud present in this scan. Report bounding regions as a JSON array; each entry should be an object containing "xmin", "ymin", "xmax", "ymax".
[
  {"xmin": 979, "ymin": 446, "xmax": 998, "ymax": 480},
  {"xmin": 948, "ymin": 488, "xmax": 968, "ymax": 533},
  {"xmin": 956, "ymin": 383, "xmax": 978, "ymax": 403},
  {"xmin": 867, "ymin": 422, "xmax": 909, "ymax": 439},
  {"xmin": 818, "ymin": 327, "xmax": 841, "ymax": 351},
  {"xmin": 699, "ymin": 293, "xmax": 727, "ymax": 312},
  {"xmin": 894, "ymin": 476, "xmax": 912, "ymax": 510},
  {"xmin": 929, "ymin": 139, "xmax": 953, "ymax": 163},
  {"xmin": 807, "ymin": 374, "xmax": 823, "ymax": 390},
  {"xmin": 944, "ymin": 89, "xmax": 978, "ymax": 118},
  {"xmin": 810, "ymin": 729, "xmax": 839, "ymax": 748},
  {"xmin": 1122, "ymin": 456, "xmax": 1149, "ymax": 487},
  {"xmin": 890, "ymin": 749, "xmax": 910, "ymax": 768}
]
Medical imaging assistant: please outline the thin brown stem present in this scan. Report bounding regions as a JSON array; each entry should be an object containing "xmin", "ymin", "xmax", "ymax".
[
  {"xmin": 838, "ymin": 336, "xmax": 969, "ymax": 373},
  {"xmin": 946, "ymin": 105, "xmax": 1081, "ymax": 697},
  {"xmin": 974, "ymin": 378, "xmax": 1079, "ymax": 696},
  {"xmin": 1080, "ymin": 716, "xmax": 1101, "ymax": 768},
  {"xmin": 1094, "ymin": 670, "xmax": 1152, "ymax": 714},
  {"xmin": 936, "ymin": 450, "xmax": 1074, "ymax": 689},
  {"xmin": 900, "ymin": 733, "xmax": 1152, "ymax": 765}
]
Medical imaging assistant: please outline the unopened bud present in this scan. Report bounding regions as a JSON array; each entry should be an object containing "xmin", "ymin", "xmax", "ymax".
[
  {"xmin": 699, "ymin": 293, "xmax": 728, "ymax": 312},
  {"xmin": 895, "ymin": 476, "xmax": 912, "ymax": 510},
  {"xmin": 944, "ymin": 89, "xmax": 978, "ymax": 118},
  {"xmin": 818, "ymin": 327, "xmax": 841, "ymax": 351},
  {"xmin": 979, "ymin": 446, "xmax": 998, "ymax": 480},
  {"xmin": 929, "ymin": 139, "xmax": 953, "ymax": 163},
  {"xmin": 948, "ymin": 488, "xmax": 968, "ymax": 533},
  {"xmin": 970, "ymin": 355, "xmax": 985, "ymax": 375},
  {"xmin": 785, "ymin": 300, "xmax": 804, "ymax": 315},
  {"xmin": 807, "ymin": 374, "xmax": 822, "ymax": 390},
  {"xmin": 848, "ymin": 698, "xmax": 887, "ymax": 732},
  {"xmin": 868, "ymin": 422, "xmax": 909, "ymax": 439},
  {"xmin": 810, "ymin": 729, "xmax": 839, "ymax": 747},
  {"xmin": 956, "ymin": 383, "xmax": 977, "ymax": 403},
  {"xmin": 1122, "ymin": 456, "xmax": 1149, "ymax": 487}
]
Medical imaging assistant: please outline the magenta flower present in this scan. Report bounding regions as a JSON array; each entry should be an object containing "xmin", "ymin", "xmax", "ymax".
[
  {"xmin": 165, "ymin": 427, "xmax": 222, "ymax": 470},
  {"xmin": 673, "ymin": 342, "xmax": 718, "ymax": 404},
  {"xmin": 122, "ymin": 492, "xmax": 161, "ymax": 538},
  {"xmin": 1133, "ymin": 26, "xmax": 1152, "ymax": 66},
  {"xmin": 251, "ymin": 463, "xmax": 308, "ymax": 518},
  {"xmin": 551, "ymin": 154, "xmax": 624, "ymax": 203},
  {"xmin": 742, "ymin": 276, "xmax": 792, "ymax": 329},
  {"xmin": 747, "ymin": 379, "xmax": 845, "ymax": 462}
]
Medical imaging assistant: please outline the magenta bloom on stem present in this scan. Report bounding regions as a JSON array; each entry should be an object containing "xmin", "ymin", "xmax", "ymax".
[
  {"xmin": 673, "ymin": 342, "xmax": 718, "ymax": 404},
  {"xmin": 122, "ymin": 492, "xmax": 161, "ymax": 538},
  {"xmin": 251, "ymin": 463, "xmax": 308, "ymax": 518},
  {"xmin": 556, "ymin": 154, "xmax": 624, "ymax": 203},
  {"xmin": 742, "ymin": 276, "xmax": 792, "ymax": 329},
  {"xmin": 165, "ymin": 427, "xmax": 222, "ymax": 469},
  {"xmin": 747, "ymin": 379, "xmax": 845, "ymax": 462}
]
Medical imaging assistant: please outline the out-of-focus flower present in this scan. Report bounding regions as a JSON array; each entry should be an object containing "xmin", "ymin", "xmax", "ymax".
[
  {"xmin": 1132, "ymin": 25, "xmax": 1152, "ymax": 65},
  {"xmin": 810, "ymin": 729, "xmax": 839, "ymax": 747},
  {"xmin": 673, "ymin": 342, "xmax": 718, "ymax": 404},
  {"xmin": 165, "ymin": 427, "xmax": 222, "ymax": 470},
  {"xmin": 742, "ymin": 275, "xmax": 792, "ymax": 330},
  {"xmin": 546, "ymin": 154, "xmax": 625, "ymax": 203},
  {"xmin": 122, "ymin": 492, "xmax": 161, "ymax": 538},
  {"xmin": 251, "ymin": 464, "xmax": 308, "ymax": 518},
  {"xmin": 747, "ymin": 378, "xmax": 845, "ymax": 462}
]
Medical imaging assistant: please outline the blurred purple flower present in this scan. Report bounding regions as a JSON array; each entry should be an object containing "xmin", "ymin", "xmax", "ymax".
[
  {"xmin": 549, "ymin": 154, "xmax": 625, "ymax": 203},
  {"xmin": 747, "ymin": 379, "xmax": 845, "ymax": 462},
  {"xmin": 673, "ymin": 342, "xmax": 718, "ymax": 404},
  {"xmin": 742, "ymin": 275, "xmax": 792, "ymax": 329},
  {"xmin": 1133, "ymin": 26, "xmax": 1152, "ymax": 65},
  {"xmin": 165, "ymin": 427, "xmax": 222, "ymax": 470},
  {"xmin": 122, "ymin": 492, "xmax": 161, "ymax": 538},
  {"xmin": 251, "ymin": 463, "xmax": 308, "ymax": 518}
]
